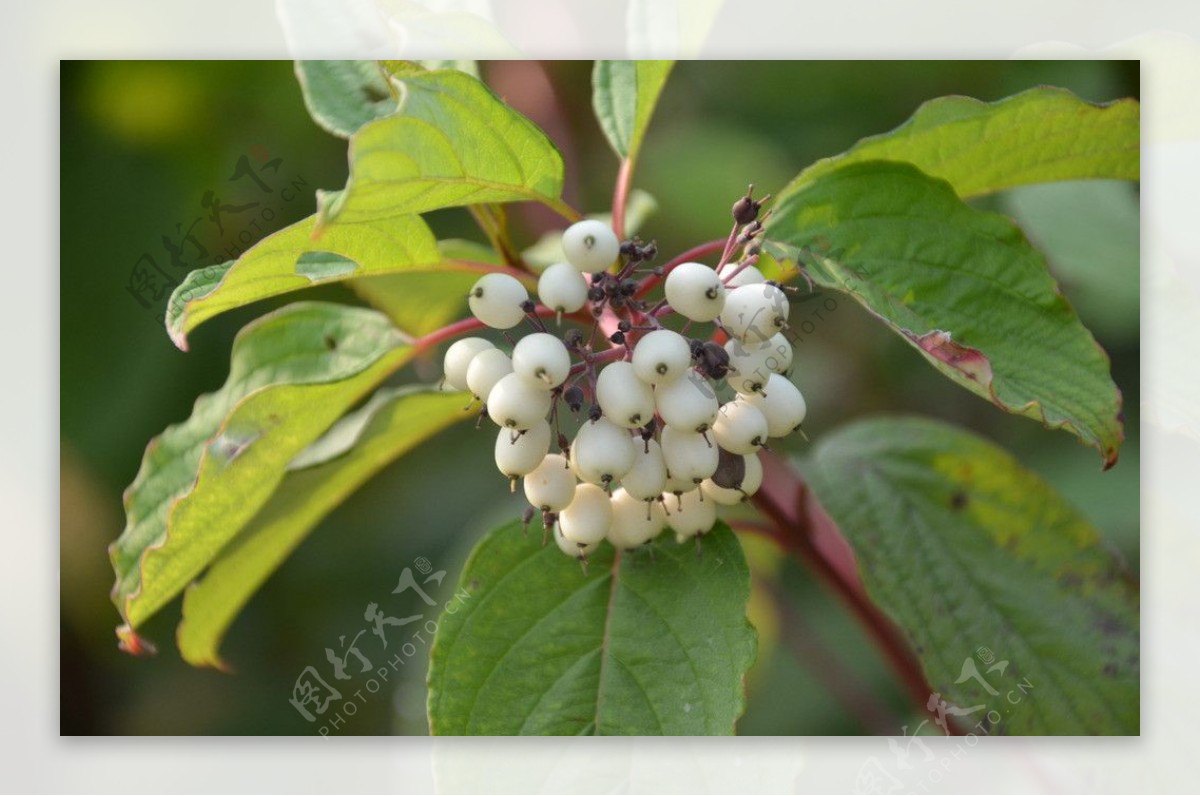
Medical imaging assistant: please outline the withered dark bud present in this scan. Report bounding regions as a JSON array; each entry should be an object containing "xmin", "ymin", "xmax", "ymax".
[
  {"xmin": 588, "ymin": 404, "xmax": 603, "ymax": 422},
  {"xmin": 617, "ymin": 320, "xmax": 632, "ymax": 333},
  {"xmin": 619, "ymin": 240, "xmax": 638, "ymax": 257},
  {"xmin": 609, "ymin": 331, "xmax": 626, "ymax": 345},
  {"xmin": 563, "ymin": 328, "xmax": 585, "ymax": 348},
  {"xmin": 520, "ymin": 299, "xmax": 537, "ymax": 314},
  {"xmin": 587, "ymin": 285, "xmax": 605, "ymax": 303},
  {"xmin": 563, "ymin": 385, "xmax": 584, "ymax": 412},
  {"xmin": 732, "ymin": 185, "xmax": 765, "ymax": 225},
  {"xmin": 641, "ymin": 241, "xmax": 658, "ymax": 261},
  {"xmin": 711, "ymin": 447, "xmax": 746, "ymax": 490},
  {"xmin": 620, "ymin": 279, "xmax": 637, "ymax": 296},
  {"xmin": 695, "ymin": 341, "xmax": 731, "ymax": 380}
]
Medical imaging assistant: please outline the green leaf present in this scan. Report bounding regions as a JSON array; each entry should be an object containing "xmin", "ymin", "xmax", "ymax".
[
  {"xmin": 294, "ymin": 61, "xmax": 397, "ymax": 139},
  {"xmin": 110, "ymin": 303, "xmax": 412, "ymax": 638},
  {"xmin": 324, "ymin": 69, "xmax": 568, "ymax": 225},
  {"xmin": 765, "ymin": 160, "xmax": 1123, "ymax": 466},
  {"xmin": 805, "ymin": 416, "xmax": 1139, "ymax": 735},
  {"xmin": 178, "ymin": 388, "xmax": 470, "ymax": 668},
  {"xmin": 785, "ymin": 87, "xmax": 1138, "ymax": 199},
  {"xmin": 165, "ymin": 212, "xmax": 441, "ymax": 349},
  {"xmin": 592, "ymin": 60, "xmax": 674, "ymax": 164},
  {"xmin": 349, "ymin": 239, "xmax": 523, "ymax": 337},
  {"xmin": 427, "ymin": 522, "xmax": 757, "ymax": 735}
]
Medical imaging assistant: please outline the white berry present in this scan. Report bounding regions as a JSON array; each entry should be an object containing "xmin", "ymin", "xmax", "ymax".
[
  {"xmin": 538, "ymin": 262, "xmax": 588, "ymax": 314},
  {"xmin": 766, "ymin": 333, "xmax": 793, "ymax": 374},
  {"xmin": 620, "ymin": 438, "xmax": 668, "ymax": 501},
  {"xmin": 719, "ymin": 283, "xmax": 790, "ymax": 342},
  {"xmin": 487, "ymin": 372, "xmax": 552, "ymax": 430},
  {"xmin": 666, "ymin": 488, "xmax": 716, "ymax": 542},
  {"xmin": 442, "ymin": 337, "xmax": 494, "ymax": 392},
  {"xmin": 465, "ymin": 348, "xmax": 513, "ymax": 402},
  {"xmin": 724, "ymin": 338, "xmax": 775, "ymax": 396},
  {"xmin": 524, "ymin": 453, "xmax": 576, "ymax": 512},
  {"xmin": 512, "ymin": 332, "xmax": 571, "ymax": 389},
  {"xmin": 562, "ymin": 219, "xmax": 619, "ymax": 273},
  {"xmin": 468, "ymin": 273, "xmax": 529, "ymax": 329},
  {"xmin": 631, "ymin": 329, "xmax": 692, "ymax": 385},
  {"xmin": 494, "ymin": 420, "xmax": 551, "ymax": 481},
  {"xmin": 744, "ymin": 373, "xmax": 807, "ymax": 437},
  {"xmin": 655, "ymin": 370, "xmax": 719, "ymax": 432},
  {"xmin": 660, "ymin": 425, "xmax": 719, "ymax": 486},
  {"xmin": 664, "ymin": 262, "xmax": 726, "ymax": 323},
  {"xmin": 702, "ymin": 452, "xmax": 763, "ymax": 505},
  {"xmin": 559, "ymin": 482, "xmax": 613, "ymax": 545},
  {"xmin": 596, "ymin": 361, "xmax": 655, "ymax": 429},
  {"xmin": 607, "ymin": 487, "xmax": 666, "ymax": 549},
  {"xmin": 718, "ymin": 262, "xmax": 766, "ymax": 287},
  {"xmin": 555, "ymin": 523, "xmax": 600, "ymax": 560},
  {"xmin": 572, "ymin": 417, "xmax": 637, "ymax": 486},
  {"xmin": 711, "ymin": 398, "xmax": 768, "ymax": 455}
]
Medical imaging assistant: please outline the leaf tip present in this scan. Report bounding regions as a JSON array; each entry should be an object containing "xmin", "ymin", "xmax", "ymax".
[{"xmin": 116, "ymin": 623, "xmax": 157, "ymax": 657}]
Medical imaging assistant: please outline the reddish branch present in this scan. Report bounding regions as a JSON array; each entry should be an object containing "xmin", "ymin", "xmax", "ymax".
[{"xmin": 750, "ymin": 450, "xmax": 938, "ymax": 718}]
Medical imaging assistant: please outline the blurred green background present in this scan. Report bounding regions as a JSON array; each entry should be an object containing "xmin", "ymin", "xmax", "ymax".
[{"xmin": 60, "ymin": 60, "xmax": 1139, "ymax": 735}]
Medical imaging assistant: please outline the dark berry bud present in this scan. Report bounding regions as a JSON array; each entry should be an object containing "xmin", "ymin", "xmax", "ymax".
[
  {"xmin": 620, "ymin": 279, "xmax": 637, "ymax": 296},
  {"xmin": 564, "ymin": 329, "xmax": 585, "ymax": 348},
  {"xmin": 564, "ymin": 386, "xmax": 584, "ymax": 412},
  {"xmin": 587, "ymin": 285, "xmax": 606, "ymax": 303},
  {"xmin": 617, "ymin": 320, "xmax": 632, "ymax": 333},
  {"xmin": 609, "ymin": 331, "xmax": 626, "ymax": 345},
  {"xmin": 641, "ymin": 242, "xmax": 658, "ymax": 260},
  {"xmin": 695, "ymin": 341, "xmax": 731, "ymax": 380},
  {"xmin": 588, "ymin": 404, "xmax": 603, "ymax": 422},
  {"xmin": 711, "ymin": 447, "xmax": 746, "ymax": 490},
  {"xmin": 619, "ymin": 240, "xmax": 638, "ymax": 257}
]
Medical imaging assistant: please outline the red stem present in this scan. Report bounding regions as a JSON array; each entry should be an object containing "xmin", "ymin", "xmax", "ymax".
[
  {"xmin": 750, "ymin": 450, "xmax": 940, "ymax": 721},
  {"xmin": 612, "ymin": 158, "xmax": 634, "ymax": 240},
  {"xmin": 634, "ymin": 238, "xmax": 728, "ymax": 299},
  {"xmin": 413, "ymin": 306, "xmax": 563, "ymax": 352}
]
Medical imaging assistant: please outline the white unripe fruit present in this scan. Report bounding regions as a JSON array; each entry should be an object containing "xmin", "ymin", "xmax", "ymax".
[
  {"xmin": 511, "ymin": 332, "xmax": 571, "ymax": 389},
  {"xmin": 620, "ymin": 438, "xmax": 668, "ymax": 500},
  {"xmin": 666, "ymin": 488, "xmax": 716, "ymax": 541},
  {"xmin": 537, "ymin": 262, "xmax": 588, "ymax": 314},
  {"xmin": 494, "ymin": 421, "xmax": 551, "ymax": 480},
  {"xmin": 724, "ymin": 338, "xmax": 779, "ymax": 395},
  {"xmin": 664, "ymin": 262, "xmax": 726, "ymax": 323},
  {"xmin": 744, "ymin": 373, "xmax": 807, "ymax": 437},
  {"xmin": 767, "ymin": 333, "xmax": 793, "ymax": 374},
  {"xmin": 572, "ymin": 418, "xmax": 637, "ymax": 486},
  {"xmin": 559, "ymin": 482, "xmax": 613, "ymax": 545},
  {"xmin": 660, "ymin": 426, "xmax": 719, "ymax": 485},
  {"xmin": 711, "ymin": 399, "xmax": 769, "ymax": 455},
  {"xmin": 555, "ymin": 523, "xmax": 600, "ymax": 559},
  {"xmin": 443, "ymin": 337, "xmax": 494, "ymax": 392},
  {"xmin": 655, "ymin": 371, "xmax": 720, "ymax": 432},
  {"xmin": 702, "ymin": 453, "xmax": 764, "ymax": 505},
  {"xmin": 524, "ymin": 453, "xmax": 576, "ymax": 512},
  {"xmin": 465, "ymin": 348, "xmax": 513, "ymax": 402},
  {"xmin": 562, "ymin": 219, "xmax": 620, "ymax": 273},
  {"xmin": 487, "ymin": 372, "xmax": 552, "ymax": 430},
  {"xmin": 607, "ymin": 488, "xmax": 666, "ymax": 549},
  {"xmin": 468, "ymin": 273, "xmax": 529, "ymax": 329},
  {"xmin": 631, "ymin": 329, "xmax": 692, "ymax": 385},
  {"xmin": 719, "ymin": 283, "xmax": 790, "ymax": 342},
  {"xmin": 663, "ymin": 471, "xmax": 700, "ymax": 498},
  {"xmin": 718, "ymin": 262, "xmax": 766, "ymax": 287},
  {"xmin": 596, "ymin": 361, "xmax": 655, "ymax": 429}
]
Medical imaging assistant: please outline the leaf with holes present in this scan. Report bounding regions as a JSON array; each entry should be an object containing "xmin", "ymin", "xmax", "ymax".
[
  {"xmin": 427, "ymin": 522, "xmax": 756, "ymax": 735},
  {"xmin": 110, "ymin": 303, "xmax": 412, "ymax": 646},
  {"xmin": 294, "ymin": 60, "xmax": 398, "ymax": 139},
  {"xmin": 787, "ymin": 86, "xmax": 1138, "ymax": 199},
  {"xmin": 765, "ymin": 160, "xmax": 1123, "ymax": 466},
  {"xmin": 178, "ymin": 388, "xmax": 470, "ymax": 668},
  {"xmin": 805, "ymin": 416, "xmax": 1139, "ymax": 735},
  {"xmin": 323, "ymin": 68, "xmax": 568, "ymax": 226},
  {"xmin": 592, "ymin": 60, "xmax": 674, "ymax": 165}
]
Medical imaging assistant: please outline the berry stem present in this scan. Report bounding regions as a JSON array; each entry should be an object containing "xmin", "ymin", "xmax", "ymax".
[
  {"xmin": 413, "ymin": 306, "xmax": 572, "ymax": 352},
  {"xmin": 612, "ymin": 158, "xmax": 634, "ymax": 240},
  {"xmin": 633, "ymin": 238, "xmax": 727, "ymax": 299},
  {"xmin": 749, "ymin": 450, "xmax": 947, "ymax": 727}
]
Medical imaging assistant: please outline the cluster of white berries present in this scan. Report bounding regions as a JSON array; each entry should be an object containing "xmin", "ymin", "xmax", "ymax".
[{"xmin": 442, "ymin": 193, "xmax": 807, "ymax": 566}]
